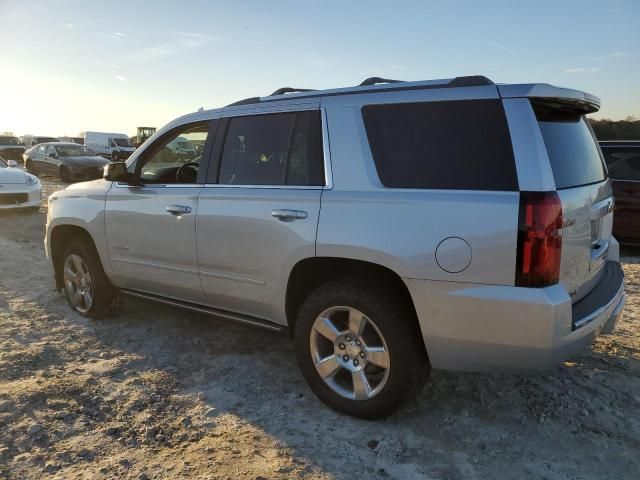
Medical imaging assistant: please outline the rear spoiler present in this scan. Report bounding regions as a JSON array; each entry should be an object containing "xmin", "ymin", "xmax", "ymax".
[{"xmin": 498, "ymin": 84, "xmax": 600, "ymax": 114}]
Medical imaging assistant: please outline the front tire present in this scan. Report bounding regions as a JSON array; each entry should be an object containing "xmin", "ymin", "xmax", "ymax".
[
  {"xmin": 61, "ymin": 238, "xmax": 119, "ymax": 319},
  {"xmin": 60, "ymin": 166, "xmax": 71, "ymax": 183},
  {"xmin": 294, "ymin": 278, "xmax": 430, "ymax": 419}
]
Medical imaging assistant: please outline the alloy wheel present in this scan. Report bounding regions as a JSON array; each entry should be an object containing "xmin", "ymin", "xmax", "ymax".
[
  {"xmin": 63, "ymin": 254, "xmax": 93, "ymax": 314},
  {"xmin": 309, "ymin": 306, "xmax": 390, "ymax": 400}
]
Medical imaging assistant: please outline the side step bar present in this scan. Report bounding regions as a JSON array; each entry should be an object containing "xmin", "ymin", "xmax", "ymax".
[{"xmin": 120, "ymin": 289, "xmax": 287, "ymax": 333}]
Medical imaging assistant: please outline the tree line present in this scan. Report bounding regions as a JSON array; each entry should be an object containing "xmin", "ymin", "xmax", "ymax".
[{"xmin": 589, "ymin": 117, "xmax": 640, "ymax": 140}]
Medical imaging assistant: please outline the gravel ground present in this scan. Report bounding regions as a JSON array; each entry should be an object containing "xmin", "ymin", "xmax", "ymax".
[{"xmin": 0, "ymin": 175, "xmax": 639, "ymax": 479}]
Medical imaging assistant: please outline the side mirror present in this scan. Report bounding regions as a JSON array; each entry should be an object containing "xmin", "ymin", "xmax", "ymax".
[
  {"xmin": 50, "ymin": 152, "xmax": 57, "ymax": 159},
  {"xmin": 104, "ymin": 161, "xmax": 134, "ymax": 183},
  {"xmin": 7, "ymin": 159, "xmax": 17, "ymax": 167}
]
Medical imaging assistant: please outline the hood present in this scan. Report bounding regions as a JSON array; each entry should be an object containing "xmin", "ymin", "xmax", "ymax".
[
  {"xmin": 62, "ymin": 156, "xmax": 110, "ymax": 167},
  {"xmin": 0, "ymin": 167, "xmax": 27, "ymax": 184},
  {"xmin": 49, "ymin": 178, "xmax": 111, "ymax": 202}
]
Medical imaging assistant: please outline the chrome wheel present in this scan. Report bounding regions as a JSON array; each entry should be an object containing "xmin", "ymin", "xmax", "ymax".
[
  {"xmin": 310, "ymin": 306, "xmax": 390, "ymax": 400},
  {"xmin": 63, "ymin": 254, "xmax": 93, "ymax": 314}
]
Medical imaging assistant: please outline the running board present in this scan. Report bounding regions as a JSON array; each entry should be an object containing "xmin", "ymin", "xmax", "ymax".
[{"xmin": 119, "ymin": 289, "xmax": 287, "ymax": 333}]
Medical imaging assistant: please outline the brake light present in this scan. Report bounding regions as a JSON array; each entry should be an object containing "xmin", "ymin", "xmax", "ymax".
[{"xmin": 515, "ymin": 192, "xmax": 563, "ymax": 287}]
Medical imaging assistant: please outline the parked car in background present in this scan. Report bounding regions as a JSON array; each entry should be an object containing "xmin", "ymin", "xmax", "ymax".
[
  {"xmin": 24, "ymin": 142, "xmax": 109, "ymax": 182},
  {"xmin": 0, "ymin": 135, "xmax": 26, "ymax": 163},
  {"xmin": 59, "ymin": 136, "xmax": 85, "ymax": 145},
  {"xmin": 0, "ymin": 156, "xmax": 41, "ymax": 210},
  {"xmin": 84, "ymin": 132, "xmax": 135, "ymax": 161},
  {"xmin": 46, "ymin": 76, "xmax": 624, "ymax": 419},
  {"xmin": 20, "ymin": 135, "xmax": 61, "ymax": 148},
  {"xmin": 600, "ymin": 140, "xmax": 640, "ymax": 245}
]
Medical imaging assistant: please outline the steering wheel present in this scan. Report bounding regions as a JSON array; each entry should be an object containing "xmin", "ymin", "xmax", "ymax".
[{"xmin": 176, "ymin": 161, "xmax": 199, "ymax": 183}]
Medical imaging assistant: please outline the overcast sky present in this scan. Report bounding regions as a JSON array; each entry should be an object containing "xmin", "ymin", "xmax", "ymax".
[{"xmin": 0, "ymin": 0, "xmax": 638, "ymax": 137}]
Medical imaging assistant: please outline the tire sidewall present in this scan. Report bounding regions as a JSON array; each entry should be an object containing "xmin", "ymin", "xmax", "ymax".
[{"xmin": 62, "ymin": 240, "xmax": 115, "ymax": 319}]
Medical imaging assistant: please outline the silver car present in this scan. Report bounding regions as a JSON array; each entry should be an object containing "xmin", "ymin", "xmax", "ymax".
[{"xmin": 45, "ymin": 75, "xmax": 625, "ymax": 418}]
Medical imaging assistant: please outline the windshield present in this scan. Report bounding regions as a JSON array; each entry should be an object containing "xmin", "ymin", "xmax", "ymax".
[
  {"xmin": 55, "ymin": 145, "xmax": 96, "ymax": 157},
  {"xmin": 0, "ymin": 136, "xmax": 21, "ymax": 145},
  {"xmin": 36, "ymin": 137, "xmax": 59, "ymax": 143},
  {"xmin": 113, "ymin": 138, "xmax": 132, "ymax": 147}
]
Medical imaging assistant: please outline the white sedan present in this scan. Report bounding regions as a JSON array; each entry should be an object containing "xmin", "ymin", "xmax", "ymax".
[{"xmin": 0, "ymin": 157, "xmax": 41, "ymax": 210}]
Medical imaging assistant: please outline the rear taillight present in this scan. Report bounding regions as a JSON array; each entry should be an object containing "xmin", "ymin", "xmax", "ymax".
[{"xmin": 515, "ymin": 191, "xmax": 563, "ymax": 288}]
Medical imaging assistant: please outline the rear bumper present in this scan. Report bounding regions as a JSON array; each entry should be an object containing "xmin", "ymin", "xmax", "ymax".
[{"xmin": 404, "ymin": 261, "xmax": 625, "ymax": 372}]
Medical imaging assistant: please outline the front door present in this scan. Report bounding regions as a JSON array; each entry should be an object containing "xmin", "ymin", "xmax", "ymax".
[
  {"xmin": 104, "ymin": 120, "xmax": 216, "ymax": 303},
  {"xmin": 196, "ymin": 107, "xmax": 326, "ymax": 324}
]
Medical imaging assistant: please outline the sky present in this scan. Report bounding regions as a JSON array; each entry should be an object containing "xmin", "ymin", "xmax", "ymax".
[{"xmin": 0, "ymin": 0, "xmax": 638, "ymax": 137}]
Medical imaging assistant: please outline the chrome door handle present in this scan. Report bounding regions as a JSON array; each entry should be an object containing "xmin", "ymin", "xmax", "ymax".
[
  {"xmin": 166, "ymin": 205, "xmax": 192, "ymax": 215},
  {"xmin": 271, "ymin": 209, "xmax": 307, "ymax": 221}
]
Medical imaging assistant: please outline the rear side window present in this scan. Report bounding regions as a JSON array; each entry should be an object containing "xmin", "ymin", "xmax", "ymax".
[
  {"xmin": 602, "ymin": 147, "xmax": 640, "ymax": 181},
  {"xmin": 218, "ymin": 111, "xmax": 324, "ymax": 186},
  {"xmin": 533, "ymin": 103, "xmax": 607, "ymax": 189},
  {"xmin": 362, "ymin": 100, "xmax": 517, "ymax": 190}
]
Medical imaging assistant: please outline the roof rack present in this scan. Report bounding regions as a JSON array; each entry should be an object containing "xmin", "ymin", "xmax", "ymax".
[
  {"xmin": 225, "ymin": 75, "xmax": 495, "ymax": 107},
  {"xmin": 269, "ymin": 87, "xmax": 315, "ymax": 96},
  {"xmin": 359, "ymin": 77, "xmax": 402, "ymax": 86}
]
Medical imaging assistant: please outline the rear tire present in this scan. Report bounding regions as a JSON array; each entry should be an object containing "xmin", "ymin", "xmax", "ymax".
[
  {"xmin": 61, "ymin": 238, "xmax": 119, "ymax": 319},
  {"xmin": 60, "ymin": 166, "xmax": 71, "ymax": 183},
  {"xmin": 25, "ymin": 159, "xmax": 36, "ymax": 175},
  {"xmin": 294, "ymin": 277, "xmax": 430, "ymax": 419}
]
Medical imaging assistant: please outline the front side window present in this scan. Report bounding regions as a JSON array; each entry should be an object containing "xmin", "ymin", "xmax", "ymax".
[
  {"xmin": 217, "ymin": 110, "xmax": 324, "ymax": 186},
  {"xmin": 602, "ymin": 147, "xmax": 640, "ymax": 181},
  {"xmin": 47, "ymin": 145, "xmax": 57, "ymax": 156},
  {"xmin": 36, "ymin": 145, "xmax": 46, "ymax": 154},
  {"xmin": 137, "ymin": 122, "xmax": 210, "ymax": 184}
]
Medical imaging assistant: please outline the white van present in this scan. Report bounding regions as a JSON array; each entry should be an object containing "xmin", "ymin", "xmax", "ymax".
[
  {"xmin": 167, "ymin": 136, "xmax": 197, "ymax": 156},
  {"xmin": 84, "ymin": 132, "xmax": 135, "ymax": 160}
]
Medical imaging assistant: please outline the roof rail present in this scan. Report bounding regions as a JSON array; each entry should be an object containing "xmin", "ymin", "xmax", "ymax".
[
  {"xmin": 359, "ymin": 77, "xmax": 402, "ymax": 86},
  {"xmin": 269, "ymin": 87, "xmax": 315, "ymax": 96},
  {"xmin": 226, "ymin": 96, "xmax": 261, "ymax": 107}
]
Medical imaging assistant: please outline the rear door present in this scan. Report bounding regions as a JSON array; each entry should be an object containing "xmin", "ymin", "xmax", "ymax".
[
  {"xmin": 44, "ymin": 145, "xmax": 60, "ymax": 175},
  {"xmin": 196, "ymin": 106, "xmax": 325, "ymax": 325},
  {"xmin": 601, "ymin": 145, "xmax": 640, "ymax": 244},
  {"xmin": 32, "ymin": 145, "xmax": 48, "ymax": 173},
  {"xmin": 532, "ymin": 101, "xmax": 612, "ymax": 302}
]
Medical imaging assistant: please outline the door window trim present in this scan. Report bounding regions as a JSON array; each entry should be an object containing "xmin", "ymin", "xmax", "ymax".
[{"xmin": 203, "ymin": 108, "xmax": 333, "ymax": 190}]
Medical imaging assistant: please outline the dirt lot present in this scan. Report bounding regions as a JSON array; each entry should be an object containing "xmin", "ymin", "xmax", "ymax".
[{"xmin": 0, "ymin": 176, "xmax": 639, "ymax": 480}]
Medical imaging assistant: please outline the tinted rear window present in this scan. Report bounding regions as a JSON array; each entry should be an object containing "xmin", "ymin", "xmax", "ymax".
[
  {"xmin": 533, "ymin": 103, "xmax": 606, "ymax": 189},
  {"xmin": 362, "ymin": 99, "xmax": 517, "ymax": 190}
]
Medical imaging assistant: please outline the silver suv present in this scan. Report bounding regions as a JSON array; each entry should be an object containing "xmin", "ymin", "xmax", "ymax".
[{"xmin": 45, "ymin": 76, "xmax": 625, "ymax": 418}]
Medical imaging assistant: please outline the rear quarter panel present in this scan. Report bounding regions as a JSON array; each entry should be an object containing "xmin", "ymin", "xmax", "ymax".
[{"xmin": 318, "ymin": 97, "xmax": 519, "ymax": 285}]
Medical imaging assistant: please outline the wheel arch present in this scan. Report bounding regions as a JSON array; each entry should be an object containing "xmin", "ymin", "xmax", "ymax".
[{"xmin": 285, "ymin": 256, "xmax": 420, "ymax": 335}]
